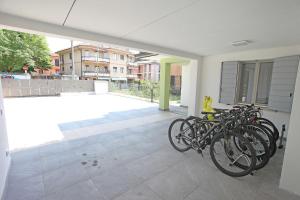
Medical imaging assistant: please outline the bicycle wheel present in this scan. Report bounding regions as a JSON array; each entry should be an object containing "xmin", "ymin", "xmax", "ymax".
[
  {"xmin": 243, "ymin": 124, "xmax": 276, "ymax": 158},
  {"xmin": 168, "ymin": 118, "xmax": 194, "ymax": 152},
  {"xmin": 259, "ymin": 124, "xmax": 277, "ymax": 157},
  {"xmin": 234, "ymin": 128, "xmax": 270, "ymax": 170},
  {"xmin": 256, "ymin": 118, "xmax": 279, "ymax": 141},
  {"xmin": 210, "ymin": 131, "xmax": 256, "ymax": 177}
]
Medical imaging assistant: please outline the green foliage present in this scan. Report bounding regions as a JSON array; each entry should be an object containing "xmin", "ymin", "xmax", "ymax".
[
  {"xmin": 0, "ymin": 29, "xmax": 51, "ymax": 72},
  {"xmin": 111, "ymin": 80, "xmax": 160, "ymax": 100}
]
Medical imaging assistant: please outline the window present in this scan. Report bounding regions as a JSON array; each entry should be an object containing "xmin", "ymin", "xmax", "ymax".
[
  {"xmin": 55, "ymin": 59, "xmax": 59, "ymax": 66},
  {"xmin": 112, "ymin": 54, "xmax": 117, "ymax": 60},
  {"xmin": 113, "ymin": 67, "xmax": 117, "ymax": 72},
  {"xmin": 61, "ymin": 55, "xmax": 64, "ymax": 63},
  {"xmin": 120, "ymin": 67, "xmax": 124, "ymax": 73},
  {"xmin": 237, "ymin": 61, "xmax": 273, "ymax": 105},
  {"xmin": 120, "ymin": 55, "xmax": 124, "ymax": 60},
  {"xmin": 62, "ymin": 67, "xmax": 65, "ymax": 71},
  {"xmin": 85, "ymin": 65, "xmax": 89, "ymax": 70},
  {"xmin": 69, "ymin": 53, "xmax": 72, "ymax": 59},
  {"xmin": 104, "ymin": 53, "xmax": 109, "ymax": 59},
  {"xmin": 220, "ymin": 57, "xmax": 300, "ymax": 112},
  {"xmin": 238, "ymin": 63, "xmax": 256, "ymax": 103},
  {"xmin": 70, "ymin": 66, "xmax": 73, "ymax": 70},
  {"xmin": 256, "ymin": 62, "xmax": 273, "ymax": 104}
]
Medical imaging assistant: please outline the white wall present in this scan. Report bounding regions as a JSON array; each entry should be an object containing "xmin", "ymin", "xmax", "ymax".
[
  {"xmin": 199, "ymin": 45, "xmax": 300, "ymax": 134},
  {"xmin": 280, "ymin": 60, "xmax": 300, "ymax": 196},
  {"xmin": 0, "ymin": 80, "xmax": 10, "ymax": 199}
]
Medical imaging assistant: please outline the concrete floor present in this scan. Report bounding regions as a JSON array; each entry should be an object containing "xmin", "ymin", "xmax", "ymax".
[{"xmin": 3, "ymin": 95, "xmax": 300, "ymax": 200}]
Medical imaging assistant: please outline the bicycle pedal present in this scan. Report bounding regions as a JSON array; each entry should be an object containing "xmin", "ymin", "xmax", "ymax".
[{"xmin": 197, "ymin": 149, "xmax": 203, "ymax": 157}]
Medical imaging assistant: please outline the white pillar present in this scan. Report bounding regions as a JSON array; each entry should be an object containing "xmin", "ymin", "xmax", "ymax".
[
  {"xmin": 280, "ymin": 63, "xmax": 300, "ymax": 196},
  {"xmin": 180, "ymin": 64, "xmax": 191, "ymax": 107},
  {"xmin": 187, "ymin": 58, "xmax": 203, "ymax": 116}
]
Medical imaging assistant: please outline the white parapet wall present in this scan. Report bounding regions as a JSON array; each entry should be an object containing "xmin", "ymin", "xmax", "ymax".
[{"xmin": 1, "ymin": 79, "xmax": 95, "ymax": 97}]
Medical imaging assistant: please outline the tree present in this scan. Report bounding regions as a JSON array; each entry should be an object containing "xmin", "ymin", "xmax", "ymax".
[{"xmin": 0, "ymin": 29, "xmax": 51, "ymax": 72}]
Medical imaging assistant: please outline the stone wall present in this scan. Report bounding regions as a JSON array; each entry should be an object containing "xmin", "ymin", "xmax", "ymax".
[{"xmin": 1, "ymin": 79, "xmax": 94, "ymax": 97}]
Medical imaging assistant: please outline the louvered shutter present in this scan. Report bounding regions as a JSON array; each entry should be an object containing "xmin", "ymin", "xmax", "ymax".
[
  {"xmin": 268, "ymin": 56, "xmax": 300, "ymax": 112},
  {"xmin": 219, "ymin": 61, "xmax": 239, "ymax": 104}
]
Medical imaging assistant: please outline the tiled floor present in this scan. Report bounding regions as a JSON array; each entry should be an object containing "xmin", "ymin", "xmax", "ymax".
[
  {"xmin": 3, "ymin": 95, "xmax": 300, "ymax": 200},
  {"xmin": 4, "ymin": 119, "xmax": 300, "ymax": 200}
]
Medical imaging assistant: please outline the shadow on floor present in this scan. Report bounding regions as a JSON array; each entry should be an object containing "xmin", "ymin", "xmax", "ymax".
[{"xmin": 58, "ymin": 107, "xmax": 161, "ymax": 132}]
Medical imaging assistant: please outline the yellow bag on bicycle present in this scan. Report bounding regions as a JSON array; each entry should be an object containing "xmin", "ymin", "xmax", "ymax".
[{"xmin": 203, "ymin": 96, "xmax": 215, "ymax": 120}]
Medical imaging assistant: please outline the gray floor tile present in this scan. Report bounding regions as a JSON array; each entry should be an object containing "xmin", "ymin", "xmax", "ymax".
[
  {"xmin": 113, "ymin": 184, "xmax": 163, "ymax": 200},
  {"xmin": 43, "ymin": 162, "xmax": 89, "ymax": 194},
  {"xmin": 5, "ymin": 175, "xmax": 44, "ymax": 200},
  {"xmin": 43, "ymin": 180, "xmax": 106, "ymax": 200},
  {"xmin": 145, "ymin": 163, "xmax": 198, "ymax": 200},
  {"xmin": 82, "ymin": 152, "xmax": 124, "ymax": 177},
  {"xmin": 9, "ymin": 159, "xmax": 43, "ymax": 181},
  {"xmin": 10, "ymin": 148, "xmax": 41, "ymax": 164},
  {"xmin": 39, "ymin": 142, "xmax": 70, "ymax": 157},
  {"xmin": 125, "ymin": 146, "xmax": 184, "ymax": 180},
  {"xmin": 41, "ymin": 151, "xmax": 80, "ymax": 172},
  {"xmin": 74, "ymin": 143, "xmax": 107, "ymax": 158},
  {"xmin": 92, "ymin": 166, "xmax": 143, "ymax": 199}
]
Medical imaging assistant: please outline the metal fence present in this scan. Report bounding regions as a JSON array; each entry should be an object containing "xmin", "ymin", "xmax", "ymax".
[{"xmin": 110, "ymin": 82, "xmax": 181, "ymax": 102}]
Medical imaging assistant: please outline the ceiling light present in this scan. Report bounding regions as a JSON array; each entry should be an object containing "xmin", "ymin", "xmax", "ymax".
[{"xmin": 231, "ymin": 40, "xmax": 251, "ymax": 47}]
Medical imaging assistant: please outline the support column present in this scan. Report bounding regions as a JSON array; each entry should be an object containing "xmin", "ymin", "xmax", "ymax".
[
  {"xmin": 180, "ymin": 64, "xmax": 191, "ymax": 107},
  {"xmin": 159, "ymin": 61, "xmax": 171, "ymax": 111},
  {"xmin": 187, "ymin": 58, "xmax": 203, "ymax": 116},
  {"xmin": 280, "ymin": 63, "xmax": 300, "ymax": 196}
]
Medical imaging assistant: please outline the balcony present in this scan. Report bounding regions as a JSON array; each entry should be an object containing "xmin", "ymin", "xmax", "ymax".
[
  {"xmin": 82, "ymin": 56, "xmax": 110, "ymax": 63},
  {"xmin": 127, "ymin": 74, "xmax": 138, "ymax": 79},
  {"xmin": 127, "ymin": 62, "xmax": 138, "ymax": 67},
  {"xmin": 83, "ymin": 70, "xmax": 110, "ymax": 77}
]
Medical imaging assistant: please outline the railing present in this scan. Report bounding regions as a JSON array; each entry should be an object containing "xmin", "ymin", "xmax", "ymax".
[
  {"xmin": 127, "ymin": 74, "xmax": 138, "ymax": 78},
  {"xmin": 83, "ymin": 70, "xmax": 110, "ymax": 77},
  {"xmin": 82, "ymin": 56, "xmax": 110, "ymax": 63},
  {"xmin": 127, "ymin": 62, "xmax": 138, "ymax": 66}
]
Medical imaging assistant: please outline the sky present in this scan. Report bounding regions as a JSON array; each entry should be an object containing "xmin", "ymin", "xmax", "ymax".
[
  {"xmin": 46, "ymin": 36, "xmax": 82, "ymax": 53},
  {"xmin": 46, "ymin": 36, "xmax": 141, "ymax": 54}
]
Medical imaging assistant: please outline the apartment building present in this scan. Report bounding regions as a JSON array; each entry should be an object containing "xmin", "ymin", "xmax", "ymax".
[
  {"xmin": 136, "ymin": 62, "xmax": 160, "ymax": 82},
  {"xmin": 136, "ymin": 62, "xmax": 181, "ymax": 91},
  {"xmin": 56, "ymin": 45, "xmax": 137, "ymax": 81}
]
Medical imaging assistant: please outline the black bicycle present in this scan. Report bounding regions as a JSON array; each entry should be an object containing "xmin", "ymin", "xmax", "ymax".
[
  {"xmin": 169, "ymin": 112, "xmax": 257, "ymax": 177},
  {"xmin": 168, "ymin": 105, "xmax": 277, "ymax": 177}
]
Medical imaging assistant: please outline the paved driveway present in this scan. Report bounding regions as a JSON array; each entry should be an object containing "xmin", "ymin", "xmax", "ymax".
[{"xmin": 4, "ymin": 94, "xmax": 175, "ymax": 150}]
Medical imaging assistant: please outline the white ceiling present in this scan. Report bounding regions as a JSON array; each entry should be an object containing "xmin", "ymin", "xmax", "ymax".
[{"xmin": 1, "ymin": 0, "xmax": 300, "ymax": 56}]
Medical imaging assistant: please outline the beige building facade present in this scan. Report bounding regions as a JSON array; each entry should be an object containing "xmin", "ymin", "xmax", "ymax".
[{"xmin": 56, "ymin": 45, "xmax": 137, "ymax": 81}]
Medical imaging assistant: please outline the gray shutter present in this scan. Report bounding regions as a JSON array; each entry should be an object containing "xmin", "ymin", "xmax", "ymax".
[
  {"xmin": 268, "ymin": 55, "xmax": 299, "ymax": 112},
  {"xmin": 219, "ymin": 61, "xmax": 238, "ymax": 104}
]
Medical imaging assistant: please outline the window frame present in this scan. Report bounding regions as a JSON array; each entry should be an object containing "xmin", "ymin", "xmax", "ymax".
[{"xmin": 236, "ymin": 60, "xmax": 274, "ymax": 106}]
